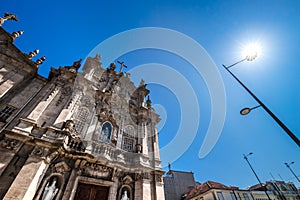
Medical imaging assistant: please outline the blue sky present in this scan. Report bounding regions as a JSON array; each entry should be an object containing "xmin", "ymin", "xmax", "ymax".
[{"xmin": 1, "ymin": 0, "xmax": 300, "ymax": 189}]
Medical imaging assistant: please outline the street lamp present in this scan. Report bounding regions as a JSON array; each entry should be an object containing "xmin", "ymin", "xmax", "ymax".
[
  {"xmin": 284, "ymin": 162, "xmax": 300, "ymax": 184},
  {"xmin": 222, "ymin": 49, "xmax": 300, "ymax": 147},
  {"xmin": 243, "ymin": 153, "xmax": 272, "ymax": 200}
]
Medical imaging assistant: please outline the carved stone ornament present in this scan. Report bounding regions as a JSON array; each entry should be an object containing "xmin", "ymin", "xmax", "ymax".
[
  {"xmin": 122, "ymin": 175, "xmax": 133, "ymax": 185},
  {"xmin": 155, "ymin": 174, "xmax": 163, "ymax": 183},
  {"xmin": 135, "ymin": 173, "xmax": 143, "ymax": 181},
  {"xmin": 63, "ymin": 58, "xmax": 82, "ymax": 73},
  {"xmin": 0, "ymin": 138, "xmax": 21, "ymax": 150},
  {"xmin": 142, "ymin": 172, "xmax": 150, "ymax": 180},
  {"xmin": 62, "ymin": 120, "xmax": 85, "ymax": 152},
  {"xmin": 0, "ymin": 12, "xmax": 18, "ymax": 26},
  {"xmin": 53, "ymin": 161, "xmax": 70, "ymax": 173},
  {"xmin": 82, "ymin": 162, "xmax": 113, "ymax": 179},
  {"xmin": 98, "ymin": 63, "xmax": 123, "ymax": 93},
  {"xmin": 32, "ymin": 146, "xmax": 45, "ymax": 157}
]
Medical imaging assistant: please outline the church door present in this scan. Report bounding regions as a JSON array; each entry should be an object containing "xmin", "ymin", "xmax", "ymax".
[{"xmin": 75, "ymin": 183, "xmax": 110, "ymax": 200}]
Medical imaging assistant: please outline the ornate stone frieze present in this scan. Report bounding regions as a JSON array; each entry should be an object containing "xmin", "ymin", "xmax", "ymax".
[{"xmin": 81, "ymin": 162, "xmax": 113, "ymax": 179}]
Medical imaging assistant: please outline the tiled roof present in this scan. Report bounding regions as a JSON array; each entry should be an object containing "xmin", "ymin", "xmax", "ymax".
[{"xmin": 183, "ymin": 181, "xmax": 239, "ymax": 200}]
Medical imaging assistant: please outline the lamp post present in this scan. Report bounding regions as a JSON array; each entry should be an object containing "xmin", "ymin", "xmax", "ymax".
[
  {"xmin": 284, "ymin": 162, "xmax": 300, "ymax": 184},
  {"xmin": 243, "ymin": 153, "xmax": 272, "ymax": 200},
  {"xmin": 222, "ymin": 53, "xmax": 300, "ymax": 147}
]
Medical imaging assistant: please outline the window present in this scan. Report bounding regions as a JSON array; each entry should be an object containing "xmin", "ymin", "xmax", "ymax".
[
  {"xmin": 122, "ymin": 137, "xmax": 134, "ymax": 152},
  {"xmin": 217, "ymin": 192, "xmax": 224, "ymax": 200},
  {"xmin": 74, "ymin": 107, "xmax": 89, "ymax": 133},
  {"xmin": 0, "ymin": 105, "xmax": 15, "ymax": 122},
  {"xmin": 243, "ymin": 193, "xmax": 250, "ymax": 200},
  {"xmin": 230, "ymin": 192, "xmax": 237, "ymax": 200}
]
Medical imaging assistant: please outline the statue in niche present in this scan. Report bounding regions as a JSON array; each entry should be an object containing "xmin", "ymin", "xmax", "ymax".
[
  {"xmin": 100, "ymin": 122, "xmax": 112, "ymax": 142},
  {"xmin": 41, "ymin": 177, "xmax": 59, "ymax": 200},
  {"xmin": 121, "ymin": 190, "xmax": 129, "ymax": 200}
]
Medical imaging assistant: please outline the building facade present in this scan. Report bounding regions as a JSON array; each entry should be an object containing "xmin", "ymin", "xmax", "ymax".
[
  {"xmin": 163, "ymin": 169, "xmax": 196, "ymax": 200},
  {"xmin": 184, "ymin": 180, "xmax": 300, "ymax": 200},
  {"xmin": 250, "ymin": 181, "xmax": 300, "ymax": 200},
  {"xmin": 0, "ymin": 15, "xmax": 164, "ymax": 200}
]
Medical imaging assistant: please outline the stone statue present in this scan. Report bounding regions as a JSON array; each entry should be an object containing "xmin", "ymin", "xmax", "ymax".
[
  {"xmin": 41, "ymin": 177, "xmax": 59, "ymax": 200},
  {"xmin": 101, "ymin": 126, "xmax": 110, "ymax": 142},
  {"xmin": 121, "ymin": 190, "xmax": 129, "ymax": 200},
  {"xmin": 0, "ymin": 12, "xmax": 18, "ymax": 26}
]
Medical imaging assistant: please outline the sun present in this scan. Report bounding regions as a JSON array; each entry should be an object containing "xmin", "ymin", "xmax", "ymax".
[{"xmin": 242, "ymin": 42, "xmax": 262, "ymax": 61}]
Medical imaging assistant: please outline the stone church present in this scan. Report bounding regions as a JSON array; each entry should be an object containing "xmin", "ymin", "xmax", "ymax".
[{"xmin": 0, "ymin": 13, "xmax": 165, "ymax": 200}]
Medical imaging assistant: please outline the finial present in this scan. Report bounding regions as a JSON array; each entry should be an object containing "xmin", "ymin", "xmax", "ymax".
[
  {"xmin": 36, "ymin": 56, "xmax": 46, "ymax": 65},
  {"xmin": 139, "ymin": 79, "xmax": 145, "ymax": 86},
  {"xmin": 11, "ymin": 30, "xmax": 24, "ymax": 41},
  {"xmin": 146, "ymin": 95, "xmax": 151, "ymax": 108},
  {"xmin": 27, "ymin": 49, "xmax": 39, "ymax": 59},
  {"xmin": 0, "ymin": 12, "xmax": 18, "ymax": 26},
  {"xmin": 95, "ymin": 54, "xmax": 101, "ymax": 60},
  {"xmin": 168, "ymin": 162, "xmax": 171, "ymax": 171}
]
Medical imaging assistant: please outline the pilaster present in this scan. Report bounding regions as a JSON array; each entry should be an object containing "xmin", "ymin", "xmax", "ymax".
[{"xmin": 3, "ymin": 157, "xmax": 47, "ymax": 200}]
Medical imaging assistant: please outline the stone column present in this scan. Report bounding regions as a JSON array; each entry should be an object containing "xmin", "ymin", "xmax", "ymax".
[
  {"xmin": 142, "ymin": 179, "xmax": 152, "ymax": 200},
  {"xmin": 62, "ymin": 168, "xmax": 78, "ymax": 200},
  {"xmin": 134, "ymin": 180, "xmax": 143, "ymax": 200},
  {"xmin": 153, "ymin": 127, "xmax": 161, "ymax": 160},
  {"xmin": 3, "ymin": 157, "xmax": 48, "ymax": 200},
  {"xmin": 27, "ymin": 86, "xmax": 59, "ymax": 121},
  {"xmin": 53, "ymin": 93, "xmax": 80, "ymax": 128},
  {"xmin": 155, "ymin": 182, "xmax": 165, "ymax": 200},
  {"xmin": 108, "ymin": 176, "xmax": 118, "ymax": 200},
  {"xmin": 142, "ymin": 124, "xmax": 148, "ymax": 155},
  {"xmin": 13, "ymin": 85, "xmax": 59, "ymax": 134}
]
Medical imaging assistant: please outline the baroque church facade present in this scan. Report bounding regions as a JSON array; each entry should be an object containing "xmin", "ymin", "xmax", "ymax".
[{"xmin": 0, "ymin": 14, "xmax": 165, "ymax": 200}]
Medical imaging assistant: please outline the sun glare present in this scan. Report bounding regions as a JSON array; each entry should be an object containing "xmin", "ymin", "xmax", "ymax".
[{"xmin": 242, "ymin": 42, "xmax": 262, "ymax": 61}]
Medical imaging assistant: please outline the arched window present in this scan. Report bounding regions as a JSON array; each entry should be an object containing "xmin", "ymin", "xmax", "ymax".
[
  {"xmin": 74, "ymin": 107, "xmax": 89, "ymax": 133},
  {"xmin": 100, "ymin": 121, "xmax": 113, "ymax": 142}
]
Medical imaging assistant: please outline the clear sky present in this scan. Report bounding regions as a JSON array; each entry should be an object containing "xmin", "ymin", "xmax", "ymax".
[{"xmin": 1, "ymin": 0, "xmax": 300, "ymax": 189}]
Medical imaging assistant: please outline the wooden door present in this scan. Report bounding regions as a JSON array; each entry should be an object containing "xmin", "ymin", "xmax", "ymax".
[{"xmin": 75, "ymin": 183, "xmax": 109, "ymax": 200}]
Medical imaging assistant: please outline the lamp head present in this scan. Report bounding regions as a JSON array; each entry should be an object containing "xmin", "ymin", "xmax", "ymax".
[{"xmin": 240, "ymin": 108, "xmax": 251, "ymax": 115}]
